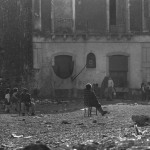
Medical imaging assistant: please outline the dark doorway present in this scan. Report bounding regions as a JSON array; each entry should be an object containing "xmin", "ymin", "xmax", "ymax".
[{"xmin": 109, "ymin": 55, "xmax": 128, "ymax": 87}]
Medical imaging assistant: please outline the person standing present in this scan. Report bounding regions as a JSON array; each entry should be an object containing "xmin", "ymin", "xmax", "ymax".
[
  {"xmin": 4, "ymin": 88, "xmax": 11, "ymax": 113},
  {"xmin": 107, "ymin": 77, "xmax": 115, "ymax": 101},
  {"xmin": 11, "ymin": 88, "xmax": 19, "ymax": 112},
  {"xmin": 101, "ymin": 76, "xmax": 109, "ymax": 99},
  {"xmin": 20, "ymin": 88, "xmax": 35, "ymax": 116}
]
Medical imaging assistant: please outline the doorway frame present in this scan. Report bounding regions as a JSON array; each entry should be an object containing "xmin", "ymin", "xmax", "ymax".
[{"xmin": 106, "ymin": 51, "xmax": 130, "ymax": 87}]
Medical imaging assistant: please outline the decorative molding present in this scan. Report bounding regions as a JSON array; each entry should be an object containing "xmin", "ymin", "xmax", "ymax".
[{"xmin": 51, "ymin": 52, "xmax": 76, "ymax": 62}]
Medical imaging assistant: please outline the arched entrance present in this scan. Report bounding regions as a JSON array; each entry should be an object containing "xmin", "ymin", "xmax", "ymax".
[{"xmin": 52, "ymin": 55, "xmax": 74, "ymax": 79}]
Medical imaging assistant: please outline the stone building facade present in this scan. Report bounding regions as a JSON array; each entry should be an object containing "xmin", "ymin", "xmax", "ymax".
[{"xmin": 32, "ymin": 0, "xmax": 150, "ymax": 97}]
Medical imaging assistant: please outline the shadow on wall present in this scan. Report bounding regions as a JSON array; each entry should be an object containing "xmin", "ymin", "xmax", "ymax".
[{"xmin": 38, "ymin": 75, "xmax": 55, "ymax": 98}]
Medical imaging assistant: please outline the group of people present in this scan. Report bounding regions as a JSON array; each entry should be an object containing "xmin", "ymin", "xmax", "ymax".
[
  {"xmin": 141, "ymin": 82, "xmax": 150, "ymax": 101},
  {"xmin": 4, "ymin": 87, "xmax": 35, "ymax": 116}
]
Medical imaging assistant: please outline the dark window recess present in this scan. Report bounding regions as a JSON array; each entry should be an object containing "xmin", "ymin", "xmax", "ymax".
[
  {"xmin": 109, "ymin": 55, "xmax": 128, "ymax": 71},
  {"xmin": 130, "ymin": 0, "xmax": 142, "ymax": 32},
  {"xmin": 41, "ymin": 0, "xmax": 51, "ymax": 33},
  {"xmin": 75, "ymin": 0, "xmax": 107, "ymax": 33},
  {"xmin": 144, "ymin": 0, "xmax": 150, "ymax": 31},
  {"xmin": 86, "ymin": 53, "xmax": 96, "ymax": 68},
  {"xmin": 110, "ymin": 71, "xmax": 127, "ymax": 87},
  {"xmin": 52, "ymin": 55, "xmax": 74, "ymax": 79},
  {"xmin": 109, "ymin": 55, "xmax": 128, "ymax": 87},
  {"xmin": 109, "ymin": 0, "xmax": 116, "ymax": 25}
]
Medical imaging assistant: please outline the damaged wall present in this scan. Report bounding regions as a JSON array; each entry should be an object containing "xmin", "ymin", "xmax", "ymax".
[{"xmin": 32, "ymin": 35, "xmax": 149, "ymax": 97}]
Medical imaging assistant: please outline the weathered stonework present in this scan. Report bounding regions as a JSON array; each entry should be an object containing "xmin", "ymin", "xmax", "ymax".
[
  {"xmin": 32, "ymin": 35, "xmax": 150, "ymax": 97},
  {"xmin": 31, "ymin": 0, "xmax": 150, "ymax": 98}
]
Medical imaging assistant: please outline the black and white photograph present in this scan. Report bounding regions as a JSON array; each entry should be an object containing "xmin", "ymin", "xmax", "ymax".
[{"xmin": 0, "ymin": 0, "xmax": 150, "ymax": 149}]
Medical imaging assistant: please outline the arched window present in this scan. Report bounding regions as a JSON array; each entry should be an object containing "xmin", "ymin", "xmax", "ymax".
[{"xmin": 86, "ymin": 53, "xmax": 96, "ymax": 68}]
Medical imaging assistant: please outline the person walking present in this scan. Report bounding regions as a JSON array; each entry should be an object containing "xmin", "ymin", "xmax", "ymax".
[{"xmin": 84, "ymin": 83, "xmax": 109, "ymax": 116}]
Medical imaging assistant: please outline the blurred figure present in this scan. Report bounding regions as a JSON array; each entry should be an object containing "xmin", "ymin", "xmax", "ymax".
[
  {"xmin": 107, "ymin": 77, "xmax": 115, "ymax": 101},
  {"xmin": 146, "ymin": 82, "xmax": 150, "ymax": 101},
  {"xmin": 20, "ymin": 88, "xmax": 35, "ymax": 116},
  {"xmin": 101, "ymin": 76, "xmax": 109, "ymax": 99},
  {"xmin": 11, "ymin": 88, "xmax": 19, "ymax": 112},
  {"xmin": 4, "ymin": 88, "xmax": 11, "ymax": 113},
  {"xmin": 141, "ymin": 82, "xmax": 146, "ymax": 101},
  {"xmin": 92, "ymin": 83, "xmax": 99, "ymax": 96},
  {"xmin": 22, "ymin": 143, "xmax": 51, "ymax": 150}
]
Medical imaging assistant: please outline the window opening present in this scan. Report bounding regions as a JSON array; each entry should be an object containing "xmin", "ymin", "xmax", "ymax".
[
  {"xmin": 109, "ymin": 0, "xmax": 116, "ymax": 25},
  {"xmin": 109, "ymin": 55, "xmax": 128, "ymax": 87},
  {"xmin": 86, "ymin": 53, "xmax": 96, "ymax": 68}
]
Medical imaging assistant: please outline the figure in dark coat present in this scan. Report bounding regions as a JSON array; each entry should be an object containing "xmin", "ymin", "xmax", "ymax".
[
  {"xmin": 11, "ymin": 88, "xmax": 19, "ymax": 112},
  {"xmin": 101, "ymin": 76, "xmax": 109, "ymax": 99},
  {"xmin": 84, "ymin": 83, "xmax": 109, "ymax": 116},
  {"xmin": 20, "ymin": 88, "xmax": 35, "ymax": 116}
]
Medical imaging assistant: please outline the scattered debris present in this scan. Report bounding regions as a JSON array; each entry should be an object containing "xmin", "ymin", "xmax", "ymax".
[
  {"xmin": 76, "ymin": 123, "xmax": 84, "ymax": 125},
  {"xmin": 24, "ymin": 136, "xmax": 32, "ymax": 139},
  {"xmin": 1, "ymin": 103, "xmax": 150, "ymax": 150},
  {"xmin": 11, "ymin": 133, "xmax": 23, "ymax": 138},
  {"xmin": 132, "ymin": 115, "xmax": 150, "ymax": 127},
  {"xmin": 92, "ymin": 120, "xmax": 97, "ymax": 123},
  {"xmin": 61, "ymin": 120, "xmax": 71, "ymax": 124}
]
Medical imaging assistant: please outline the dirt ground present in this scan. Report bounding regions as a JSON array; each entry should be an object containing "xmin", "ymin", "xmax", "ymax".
[{"xmin": 1, "ymin": 99, "xmax": 150, "ymax": 150}]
